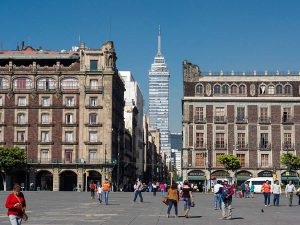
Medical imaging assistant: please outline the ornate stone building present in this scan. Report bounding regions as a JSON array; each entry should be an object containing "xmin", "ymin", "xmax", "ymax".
[
  {"xmin": 0, "ymin": 41, "xmax": 125, "ymax": 191},
  {"xmin": 182, "ymin": 60, "xmax": 300, "ymax": 185}
]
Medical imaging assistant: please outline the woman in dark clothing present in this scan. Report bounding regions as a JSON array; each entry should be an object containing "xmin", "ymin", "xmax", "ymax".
[{"xmin": 182, "ymin": 180, "xmax": 193, "ymax": 218}]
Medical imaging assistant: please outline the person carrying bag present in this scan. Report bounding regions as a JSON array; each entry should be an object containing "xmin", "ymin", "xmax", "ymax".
[{"xmin": 166, "ymin": 183, "xmax": 179, "ymax": 218}]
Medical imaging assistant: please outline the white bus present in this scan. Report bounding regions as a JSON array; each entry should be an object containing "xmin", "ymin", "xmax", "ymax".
[{"xmin": 246, "ymin": 177, "xmax": 274, "ymax": 193}]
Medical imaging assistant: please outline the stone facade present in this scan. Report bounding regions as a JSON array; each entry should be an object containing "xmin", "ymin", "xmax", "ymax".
[
  {"xmin": 182, "ymin": 60, "xmax": 300, "ymax": 185},
  {"xmin": 0, "ymin": 42, "xmax": 125, "ymax": 191}
]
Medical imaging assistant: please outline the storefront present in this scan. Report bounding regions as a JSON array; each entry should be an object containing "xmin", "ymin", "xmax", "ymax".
[
  {"xmin": 281, "ymin": 171, "xmax": 300, "ymax": 185},
  {"xmin": 187, "ymin": 170, "xmax": 205, "ymax": 192},
  {"xmin": 257, "ymin": 170, "xmax": 273, "ymax": 178},
  {"xmin": 236, "ymin": 171, "xmax": 252, "ymax": 185}
]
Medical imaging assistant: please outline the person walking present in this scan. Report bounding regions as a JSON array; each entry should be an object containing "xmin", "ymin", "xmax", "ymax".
[
  {"xmin": 152, "ymin": 182, "xmax": 157, "ymax": 196},
  {"xmin": 245, "ymin": 182, "xmax": 250, "ymax": 198},
  {"xmin": 133, "ymin": 179, "xmax": 143, "ymax": 202},
  {"xmin": 89, "ymin": 181, "xmax": 96, "ymax": 199},
  {"xmin": 220, "ymin": 180, "xmax": 234, "ymax": 220},
  {"xmin": 166, "ymin": 183, "xmax": 179, "ymax": 218},
  {"xmin": 261, "ymin": 180, "xmax": 271, "ymax": 206},
  {"xmin": 5, "ymin": 184, "xmax": 27, "ymax": 225},
  {"xmin": 102, "ymin": 179, "xmax": 111, "ymax": 205},
  {"xmin": 97, "ymin": 184, "xmax": 103, "ymax": 204},
  {"xmin": 296, "ymin": 187, "xmax": 300, "ymax": 205},
  {"xmin": 214, "ymin": 180, "xmax": 222, "ymax": 210},
  {"xmin": 250, "ymin": 183, "xmax": 255, "ymax": 198},
  {"xmin": 182, "ymin": 180, "xmax": 193, "ymax": 218},
  {"xmin": 233, "ymin": 182, "xmax": 238, "ymax": 198},
  {"xmin": 160, "ymin": 183, "xmax": 166, "ymax": 197},
  {"xmin": 241, "ymin": 182, "xmax": 246, "ymax": 198},
  {"xmin": 272, "ymin": 180, "xmax": 281, "ymax": 206},
  {"xmin": 285, "ymin": 180, "xmax": 296, "ymax": 207}
]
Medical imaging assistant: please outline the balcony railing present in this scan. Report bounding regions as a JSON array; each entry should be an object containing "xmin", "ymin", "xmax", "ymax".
[
  {"xmin": 282, "ymin": 143, "xmax": 295, "ymax": 151},
  {"xmin": 215, "ymin": 143, "xmax": 227, "ymax": 150},
  {"xmin": 61, "ymin": 141, "xmax": 78, "ymax": 145},
  {"xmin": 195, "ymin": 143, "xmax": 206, "ymax": 150},
  {"xmin": 84, "ymin": 123, "xmax": 103, "ymax": 127},
  {"xmin": 85, "ymin": 86, "xmax": 104, "ymax": 93},
  {"xmin": 235, "ymin": 143, "xmax": 249, "ymax": 151},
  {"xmin": 194, "ymin": 117, "xmax": 207, "ymax": 124},
  {"xmin": 214, "ymin": 116, "xmax": 227, "ymax": 123},
  {"xmin": 258, "ymin": 117, "xmax": 271, "ymax": 124},
  {"xmin": 259, "ymin": 143, "xmax": 271, "ymax": 151},
  {"xmin": 235, "ymin": 117, "xmax": 248, "ymax": 124},
  {"xmin": 84, "ymin": 141, "xmax": 103, "ymax": 145},
  {"xmin": 38, "ymin": 141, "xmax": 54, "ymax": 145},
  {"xmin": 282, "ymin": 117, "xmax": 294, "ymax": 124}
]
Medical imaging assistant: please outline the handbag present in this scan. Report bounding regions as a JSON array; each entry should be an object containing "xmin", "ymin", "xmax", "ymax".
[
  {"xmin": 162, "ymin": 196, "xmax": 169, "ymax": 205},
  {"xmin": 15, "ymin": 194, "xmax": 28, "ymax": 221},
  {"xmin": 190, "ymin": 200, "xmax": 195, "ymax": 207}
]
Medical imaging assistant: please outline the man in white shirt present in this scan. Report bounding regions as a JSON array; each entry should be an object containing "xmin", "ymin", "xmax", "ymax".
[
  {"xmin": 285, "ymin": 180, "xmax": 296, "ymax": 206},
  {"xmin": 214, "ymin": 180, "xmax": 223, "ymax": 210},
  {"xmin": 272, "ymin": 180, "xmax": 281, "ymax": 206}
]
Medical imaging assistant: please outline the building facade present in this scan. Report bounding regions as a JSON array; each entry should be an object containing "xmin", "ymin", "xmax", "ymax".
[
  {"xmin": 170, "ymin": 132, "xmax": 182, "ymax": 177},
  {"xmin": 182, "ymin": 60, "xmax": 300, "ymax": 185},
  {"xmin": 0, "ymin": 41, "xmax": 125, "ymax": 191},
  {"xmin": 148, "ymin": 27, "xmax": 171, "ymax": 156}
]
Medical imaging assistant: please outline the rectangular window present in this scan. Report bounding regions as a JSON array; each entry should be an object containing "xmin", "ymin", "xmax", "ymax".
[
  {"xmin": 237, "ymin": 154, "xmax": 245, "ymax": 167},
  {"xmin": 89, "ymin": 97, "xmax": 97, "ymax": 106},
  {"xmin": 65, "ymin": 131, "xmax": 74, "ymax": 142},
  {"xmin": 90, "ymin": 60, "xmax": 98, "ymax": 71},
  {"xmin": 215, "ymin": 133, "xmax": 225, "ymax": 148},
  {"xmin": 89, "ymin": 150, "xmax": 97, "ymax": 163},
  {"xmin": 17, "ymin": 131, "xmax": 25, "ymax": 142},
  {"xmin": 195, "ymin": 153, "xmax": 205, "ymax": 167},
  {"xmin": 0, "ymin": 96, "xmax": 3, "ymax": 106},
  {"xmin": 195, "ymin": 133, "xmax": 204, "ymax": 148},
  {"xmin": 90, "ymin": 79, "xmax": 98, "ymax": 89},
  {"xmin": 89, "ymin": 131, "xmax": 97, "ymax": 142},
  {"xmin": 215, "ymin": 107, "xmax": 225, "ymax": 122},
  {"xmin": 260, "ymin": 133, "xmax": 268, "ymax": 148},
  {"xmin": 0, "ymin": 130, "xmax": 3, "ymax": 142},
  {"xmin": 41, "ymin": 113, "xmax": 50, "ymax": 124},
  {"xmin": 41, "ymin": 97, "xmax": 50, "ymax": 107},
  {"xmin": 18, "ymin": 97, "xmax": 26, "ymax": 106},
  {"xmin": 41, "ymin": 149, "xmax": 49, "ymax": 163},
  {"xmin": 216, "ymin": 153, "xmax": 225, "ymax": 167},
  {"xmin": 237, "ymin": 133, "xmax": 246, "ymax": 148},
  {"xmin": 65, "ymin": 97, "xmax": 74, "ymax": 106},
  {"xmin": 283, "ymin": 107, "xmax": 292, "ymax": 122},
  {"xmin": 261, "ymin": 154, "xmax": 269, "ymax": 167},
  {"xmin": 89, "ymin": 114, "xmax": 97, "ymax": 124},
  {"xmin": 65, "ymin": 150, "xmax": 73, "ymax": 163},
  {"xmin": 260, "ymin": 107, "xmax": 268, "ymax": 122},
  {"xmin": 237, "ymin": 107, "xmax": 245, "ymax": 121},
  {"xmin": 0, "ymin": 112, "xmax": 2, "ymax": 123},
  {"xmin": 41, "ymin": 131, "xmax": 50, "ymax": 142},
  {"xmin": 65, "ymin": 114, "xmax": 73, "ymax": 124},
  {"xmin": 17, "ymin": 113, "xmax": 25, "ymax": 124},
  {"xmin": 195, "ymin": 107, "xmax": 204, "ymax": 122},
  {"xmin": 283, "ymin": 133, "xmax": 292, "ymax": 148}
]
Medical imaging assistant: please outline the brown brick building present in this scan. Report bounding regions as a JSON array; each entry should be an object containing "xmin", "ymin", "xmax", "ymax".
[
  {"xmin": 182, "ymin": 60, "xmax": 300, "ymax": 185},
  {"xmin": 0, "ymin": 41, "xmax": 125, "ymax": 191}
]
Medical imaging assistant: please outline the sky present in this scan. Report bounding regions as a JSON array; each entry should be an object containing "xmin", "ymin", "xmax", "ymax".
[{"xmin": 1, "ymin": 0, "xmax": 300, "ymax": 132}]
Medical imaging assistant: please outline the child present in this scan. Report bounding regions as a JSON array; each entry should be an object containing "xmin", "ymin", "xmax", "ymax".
[{"xmin": 97, "ymin": 184, "xmax": 103, "ymax": 204}]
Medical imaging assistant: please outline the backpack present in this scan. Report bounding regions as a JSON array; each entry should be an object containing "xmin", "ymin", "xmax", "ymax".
[{"xmin": 221, "ymin": 185, "xmax": 230, "ymax": 200}]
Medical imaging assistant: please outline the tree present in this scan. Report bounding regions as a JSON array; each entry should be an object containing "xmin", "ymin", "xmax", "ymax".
[
  {"xmin": 0, "ymin": 147, "xmax": 26, "ymax": 191},
  {"xmin": 217, "ymin": 154, "xmax": 241, "ymax": 180},
  {"xmin": 281, "ymin": 153, "xmax": 300, "ymax": 171}
]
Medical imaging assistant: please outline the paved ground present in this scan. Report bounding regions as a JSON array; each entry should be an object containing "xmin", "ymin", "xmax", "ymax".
[{"xmin": 0, "ymin": 191, "xmax": 299, "ymax": 225}]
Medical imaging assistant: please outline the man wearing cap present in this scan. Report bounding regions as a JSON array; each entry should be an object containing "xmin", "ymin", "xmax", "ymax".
[{"xmin": 220, "ymin": 180, "xmax": 234, "ymax": 220}]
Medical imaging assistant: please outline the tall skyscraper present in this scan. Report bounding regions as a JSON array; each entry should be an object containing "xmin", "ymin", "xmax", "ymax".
[{"xmin": 148, "ymin": 26, "xmax": 171, "ymax": 156}]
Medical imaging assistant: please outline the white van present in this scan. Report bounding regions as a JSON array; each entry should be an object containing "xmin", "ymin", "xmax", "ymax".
[{"xmin": 246, "ymin": 177, "xmax": 274, "ymax": 193}]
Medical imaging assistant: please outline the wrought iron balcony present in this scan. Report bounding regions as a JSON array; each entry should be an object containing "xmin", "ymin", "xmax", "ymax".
[
  {"xmin": 84, "ymin": 141, "xmax": 103, "ymax": 145},
  {"xmin": 258, "ymin": 117, "xmax": 271, "ymax": 124},
  {"xmin": 84, "ymin": 86, "xmax": 104, "ymax": 94},
  {"xmin": 259, "ymin": 143, "xmax": 271, "ymax": 151},
  {"xmin": 282, "ymin": 143, "xmax": 295, "ymax": 151},
  {"xmin": 194, "ymin": 117, "xmax": 207, "ymax": 124},
  {"xmin": 235, "ymin": 117, "xmax": 248, "ymax": 124},
  {"xmin": 215, "ymin": 143, "xmax": 227, "ymax": 150},
  {"xmin": 214, "ymin": 116, "xmax": 227, "ymax": 124},
  {"xmin": 195, "ymin": 143, "xmax": 206, "ymax": 150},
  {"xmin": 84, "ymin": 123, "xmax": 103, "ymax": 127},
  {"xmin": 235, "ymin": 143, "xmax": 249, "ymax": 151},
  {"xmin": 282, "ymin": 117, "xmax": 294, "ymax": 124}
]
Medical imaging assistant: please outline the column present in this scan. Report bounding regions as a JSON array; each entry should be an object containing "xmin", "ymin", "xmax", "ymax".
[{"xmin": 53, "ymin": 168, "xmax": 59, "ymax": 191}]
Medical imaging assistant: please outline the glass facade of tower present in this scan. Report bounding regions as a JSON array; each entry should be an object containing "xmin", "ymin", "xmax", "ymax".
[{"xmin": 148, "ymin": 33, "xmax": 171, "ymax": 155}]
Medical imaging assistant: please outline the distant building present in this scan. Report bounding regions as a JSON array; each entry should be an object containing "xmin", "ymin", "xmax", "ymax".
[{"xmin": 170, "ymin": 133, "xmax": 182, "ymax": 177}]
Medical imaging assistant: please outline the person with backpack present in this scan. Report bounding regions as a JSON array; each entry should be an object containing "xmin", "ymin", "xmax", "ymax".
[
  {"xmin": 220, "ymin": 180, "xmax": 234, "ymax": 220},
  {"xmin": 89, "ymin": 181, "xmax": 96, "ymax": 199},
  {"xmin": 133, "ymin": 179, "xmax": 144, "ymax": 202},
  {"xmin": 166, "ymin": 183, "xmax": 179, "ymax": 218}
]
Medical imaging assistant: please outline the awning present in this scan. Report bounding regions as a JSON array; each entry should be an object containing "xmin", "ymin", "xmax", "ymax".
[
  {"xmin": 281, "ymin": 177, "xmax": 300, "ymax": 182},
  {"xmin": 237, "ymin": 176, "xmax": 251, "ymax": 181},
  {"xmin": 188, "ymin": 176, "xmax": 206, "ymax": 181}
]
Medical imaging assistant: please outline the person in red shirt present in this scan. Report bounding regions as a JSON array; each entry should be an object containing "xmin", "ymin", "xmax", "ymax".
[
  {"xmin": 5, "ymin": 183, "xmax": 27, "ymax": 225},
  {"xmin": 89, "ymin": 181, "xmax": 96, "ymax": 199},
  {"xmin": 261, "ymin": 180, "xmax": 271, "ymax": 206}
]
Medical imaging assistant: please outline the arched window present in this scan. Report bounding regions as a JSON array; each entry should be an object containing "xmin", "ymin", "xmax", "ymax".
[
  {"xmin": 37, "ymin": 78, "xmax": 56, "ymax": 90},
  {"xmin": 0, "ymin": 77, "xmax": 9, "ymax": 90},
  {"xmin": 13, "ymin": 78, "xmax": 32, "ymax": 90},
  {"xmin": 239, "ymin": 84, "xmax": 246, "ymax": 95},
  {"xmin": 222, "ymin": 84, "xmax": 229, "ymax": 95},
  {"xmin": 214, "ymin": 84, "xmax": 221, "ymax": 95},
  {"xmin": 268, "ymin": 85, "xmax": 275, "ymax": 95},
  {"xmin": 61, "ymin": 78, "xmax": 79, "ymax": 90},
  {"xmin": 276, "ymin": 85, "xmax": 282, "ymax": 95},
  {"xmin": 89, "ymin": 113, "xmax": 97, "ymax": 124},
  {"xmin": 195, "ymin": 84, "xmax": 204, "ymax": 94},
  {"xmin": 231, "ymin": 85, "xmax": 238, "ymax": 95},
  {"xmin": 284, "ymin": 84, "xmax": 292, "ymax": 95},
  {"xmin": 259, "ymin": 84, "xmax": 266, "ymax": 94}
]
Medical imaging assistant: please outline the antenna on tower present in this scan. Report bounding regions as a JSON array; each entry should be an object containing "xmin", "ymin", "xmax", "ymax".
[{"xmin": 157, "ymin": 25, "xmax": 161, "ymax": 56}]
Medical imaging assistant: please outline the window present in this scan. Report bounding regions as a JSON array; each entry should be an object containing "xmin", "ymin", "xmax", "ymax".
[
  {"xmin": 90, "ymin": 79, "xmax": 98, "ymax": 89},
  {"xmin": 216, "ymin": 153, "xmax": 225, "ymax": 167},
  {"xmin": 195, "ymin": 133, "xmax": 204, "ymax": 148},
  {"xmin": 41, "ymin": 97, "xmax": 50, "ymax": 107},
  {"xmin": 284, "ymin": 85, "xmax": 292, "ymax": 95},
  {"xmin": 268, "ymin": 85, "xmax": 275, "ymax": 95},
  {"xmin": 90, "ymin": 60, "xmax": 98, "ymax": 71},
  {"xmin": 37, "ymin": 78, "xmax": 56, "ymax": 90},
  {"xmin": 195, "ymin": 153, "xmax": 205, "ymax": 167},
  {"xmin": 0, "ymin": 96, "xmax": 3, "ymax": 106},
  {"xmin": 13, "ymin": 78, "xmax": 32, "ymax": 90},
  {"xmin": 260, "ymin": 107, "xmax": 268, "ymax": 122},
  {"xmin": 17, "ymin": 131, "xmax": 25, "ymax": 142},
  {"xmin": 65, "ymin": 131, "xmax": 74, "ymax": 142},
  {"xmin": 276, "ymin": 85, "xmax": 283, "ymax": 95},
  {"xmin": 237, "ymin": 107, "xmax": 245, "ymax": 121},
  {"xmin": 40, "ymin": 149, "xmax": 49, "ymax": 163},
  {"xmin": 283, "ymin": 107, "xmax": 291, "ymax": 122},
  {"xmin": 195, "ymin": 84, "xmax": 203, "ymax": 94},
  {"xmin": 283, "ymin": 133, "xmax": 292, "ymax": 148},
  {"xmin": 41, "ymin": 131, "xmax": 50, "ymax": 142},
  {"xmin": 89, "ymin": 97, "xmax": 97, "ymax": 106},
  {"xmin": 0, "ymin": 77, "xmax": 9, "ymax": 90},
  {"xmin": 89, "ymin": 113, "xmax": 97, "ymax": 124},
  {"xmin": 239, "ymin": 84, "xmax": 246, "ymax": 95},
  {"xmin": 17, "ymin": 113, "xmax": 26, "ymax": 124},
  {"xmin": 89, "ymin": 150, "xmax": 97, "ymax": 163},
  {"xmin": 215, "ymin": 107, "xmax": 225, "ymax": 122},
  {"xmin": 89, "ymin": 131, "xmax": 97, "ymax": 142},
  {"xmin": 261, "ymin": 154, "xmax": 269, "ymax": 167},
  {"xmin": 61, "ymin": 78, "xmax": 79, "ymax": 90},
  {"xmin": 260, "ymin": 133, "xmax": 269, "ymax": 148},
  {"xmin": 214, "ymin": 85, "xmax": 221, "ymax": 95},
  {"xmin": 65, "ymin": 150, "xmax": 73, "ymax": 163},
  {"xmin": 222, "ymin": 85, "xmax": 229, "ymax": 94},
  {"xmin": 195, "ymin": 107, "xmax": 204, "ymax": 122},
  {"xmin": 0, "ymin": 112, "xmax": 2, "ymax": 123},
  {"xmin": 65, "ymin": 113, "xmax": 73, "ymax": 124},
  {"xmin": 231, "ymin": 85, "xmax": 238, "ymax": 94},
  {"xmin": 0, "ymin": 130, "xmax": 2, "ymax": 142},
  {"xmin": 237, "ymin": 133, "xmax": 246, "ymax": 148},
  {"xmin": 17, "ymin": 97, "xmax": 26, "ymax": 106},
  {"xmin": 65, "ymin": 97, "xmax": 74, "ymax": 106},
  {"xmin": 259, "ymin": 84, "xmax": 266, "ymax": 94},
  {"xmin": 215, "ymin": 133, "xmax": 225, "ymax": 148},
  {"xmin": 237, "ymin": 154, "xmax": 245, "ymax": 167},
  {"xmin": 41, "ymin": 113, "xmax": 50, "ymax": 124}
]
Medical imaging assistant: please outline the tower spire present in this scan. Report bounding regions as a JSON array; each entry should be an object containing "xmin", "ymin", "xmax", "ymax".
[{"xmin": 157, "ymin": 25, "xmax": 161, "ymax": 56}]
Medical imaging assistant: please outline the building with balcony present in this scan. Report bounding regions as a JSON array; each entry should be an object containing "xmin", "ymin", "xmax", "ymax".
[
  {"xmin": 182, "ymin": 60, "xmax": 300, "ymax": 185},
  {"xmin": 0, "ymin": 41, "xmax": 125, "ymax": 191}
]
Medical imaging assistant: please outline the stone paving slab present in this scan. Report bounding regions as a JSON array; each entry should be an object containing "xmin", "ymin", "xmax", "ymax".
[{"xmin": 0, "ymin": 191, "xmax": 299, "ymax": 225}]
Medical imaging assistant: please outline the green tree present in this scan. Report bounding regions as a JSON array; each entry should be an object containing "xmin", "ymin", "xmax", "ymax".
[
  {"xmin": 281, "ymin": 153, "xmax": 300, "ymax": 171},
  {"xmin": 0, "ymin": 147, "xmax": 26, "ymax": 191},
  {"xmin": 217, "ymin": 154, "xmax": 241, "ymax": 180}
]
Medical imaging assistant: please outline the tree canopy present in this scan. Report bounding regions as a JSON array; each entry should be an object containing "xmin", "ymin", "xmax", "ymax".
[
  {"xmin": 281, "ymin": 153, "xmax": 300, "ymax": 171},
  {"xmin": 0, "ymin": 147, "xmax": 26, "ymax": 172},
  {"xmin": 217, "ymin": 154, "xmax": 241, "ymax": 174}
]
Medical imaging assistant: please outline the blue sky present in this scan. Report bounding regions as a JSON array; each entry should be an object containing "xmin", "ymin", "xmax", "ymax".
[{"xmin": 1, "ymin": 0, "xmax": 300, "ymax": 132}]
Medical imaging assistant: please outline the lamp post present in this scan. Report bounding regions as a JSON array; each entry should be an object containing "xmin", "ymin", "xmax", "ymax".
[{"xmin": 208, "ymin": 163, "xmax": 212, "ymax": 191}]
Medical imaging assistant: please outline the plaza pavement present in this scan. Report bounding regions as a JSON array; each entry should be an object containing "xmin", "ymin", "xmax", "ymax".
[{"xmin": 0, "ymin": 191, "xmax": 299, "ymax": 225}]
